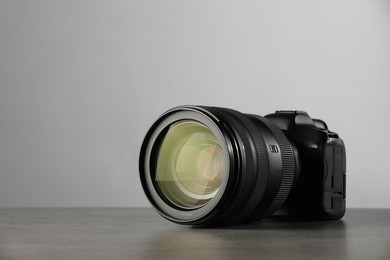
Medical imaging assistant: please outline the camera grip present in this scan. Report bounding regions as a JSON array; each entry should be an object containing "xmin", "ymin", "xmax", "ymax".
[{"xmin": 323, "ymin": 138, "xmax": 346, "ymax": 215}]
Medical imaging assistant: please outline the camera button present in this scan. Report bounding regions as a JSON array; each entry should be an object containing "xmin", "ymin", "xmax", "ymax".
[{"xmin": 295, "ymin": 114, "xmax": 314, "ymax": 126}]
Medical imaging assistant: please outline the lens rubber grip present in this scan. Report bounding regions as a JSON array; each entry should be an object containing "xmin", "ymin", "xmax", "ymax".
[{"xmin": 246, "ymin": 115, "xmax": 295, "ymax": 220}]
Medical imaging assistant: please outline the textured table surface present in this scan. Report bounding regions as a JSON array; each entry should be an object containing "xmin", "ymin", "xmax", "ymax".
[{"xmin": 0, "ymin": 208, "xmax": 389, "ymax": 260}]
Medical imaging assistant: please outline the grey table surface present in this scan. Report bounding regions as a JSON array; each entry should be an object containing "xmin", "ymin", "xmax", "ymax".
[{"xmin": 0, "ymin": 208, "xmax": 389, "ymax": 260}]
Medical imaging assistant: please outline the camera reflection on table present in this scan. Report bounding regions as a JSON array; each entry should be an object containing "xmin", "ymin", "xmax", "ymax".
[{"xmin": 138, "ymin": 217, "xmax": 347, "ymax": 260}]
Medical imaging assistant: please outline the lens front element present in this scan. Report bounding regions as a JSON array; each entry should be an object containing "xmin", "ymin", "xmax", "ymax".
[{"xmin": 155, "ymin": 120, "xmax": 226, "ymax": 209}]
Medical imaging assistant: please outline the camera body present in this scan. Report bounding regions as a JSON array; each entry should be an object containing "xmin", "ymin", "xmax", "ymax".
[
  {"xmin": 140, "ymin": 106, "xmax": 346, "ymax": 225},
  {"xmin": 266, "ymin": 110, "xmax": 346, "ymax": 220}
]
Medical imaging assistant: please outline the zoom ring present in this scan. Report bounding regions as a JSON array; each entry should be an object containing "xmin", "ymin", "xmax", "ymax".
[{"xmin": 261, "ymin": 119, "xmax": 295, "ymax": 217}]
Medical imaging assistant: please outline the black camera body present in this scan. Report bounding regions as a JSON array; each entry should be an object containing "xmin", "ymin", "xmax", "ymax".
[
  {"xmin": 140, "ymin": 106, "xmax": 346, "ymax": 225},
  {"xmin": 266, "ymin": 110, "xmax": 346, "ymax": 220}
]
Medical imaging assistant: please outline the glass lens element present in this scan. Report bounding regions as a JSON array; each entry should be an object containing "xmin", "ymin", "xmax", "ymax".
[{"xmin": 155, "ymin": 120, "xmax": 226, "ymax": 208}]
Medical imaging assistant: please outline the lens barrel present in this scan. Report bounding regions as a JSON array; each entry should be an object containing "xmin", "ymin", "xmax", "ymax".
[{"xmin": 139, "ymin": 106, "xmax": 297, "ymax": 225}]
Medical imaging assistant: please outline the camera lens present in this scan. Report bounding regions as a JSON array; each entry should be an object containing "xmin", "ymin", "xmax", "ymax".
[
  {"xmin": 140, "ymin": 106, "xmax": 296, "ymax": 225},
  {"xmin": 155, "ymin": 120, "xmax": 226, "ymax": 208}
]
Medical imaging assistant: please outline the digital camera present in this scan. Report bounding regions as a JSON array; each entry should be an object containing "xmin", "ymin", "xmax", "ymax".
[{"xmin": 139, "ymin": 106, "xmax": 346, "ymax": 225}]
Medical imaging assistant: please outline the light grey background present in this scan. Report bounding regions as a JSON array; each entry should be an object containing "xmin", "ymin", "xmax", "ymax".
[{"xmin": 0, "ymin": 0, "xmax": 389, "ymax": 208}]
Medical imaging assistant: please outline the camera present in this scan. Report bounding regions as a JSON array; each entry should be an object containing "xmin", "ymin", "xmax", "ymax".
[{"xmin": 139, "ymin": 105, "xmax": 346, "ymax": 225}]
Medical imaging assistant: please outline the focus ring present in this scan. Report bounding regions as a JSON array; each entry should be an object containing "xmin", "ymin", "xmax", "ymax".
[
  {"xmin": 249, "ymin": 116, "xmax": 295, "ymax": 219},
  {"xmin": 203, "ymin": 107, "xmax": 269, "ymax": 224}
]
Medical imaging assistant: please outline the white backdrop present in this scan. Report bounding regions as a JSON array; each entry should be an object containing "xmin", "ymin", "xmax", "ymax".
[{"xmin": 0, "ymin": 0, "xmax": 389, "ymax": 207}]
